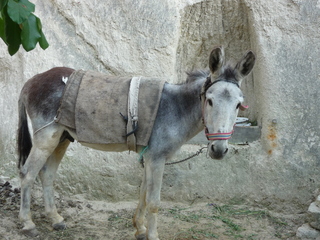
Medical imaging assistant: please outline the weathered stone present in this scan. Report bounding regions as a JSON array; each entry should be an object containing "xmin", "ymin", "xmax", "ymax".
[
  {"xmin": 296, "ymin": 224, "xmax": 320, "ymax": 239},
  {"xmin": 0, "ymin": 176, "xmax": 9, "ymax": 185},
  {"xmin": 309, "ymin": 202, "xmax": 320, "ymax": 231},
  {"xmin": 315, "ymin": 195, "xmax": 320, "ymax": 208},
  {"xmin": 67, "ymin": 200, "xmax": 77, "ymax": 208}
]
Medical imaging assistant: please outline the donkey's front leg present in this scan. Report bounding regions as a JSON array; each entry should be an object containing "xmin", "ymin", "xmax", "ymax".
[
  {"xmin": 144, "ymin": 158, "xmax": 165, "ymax": 240},
  {"xmin": 133, "ymin": 166, "xmax": 147, "ymax": 239}
]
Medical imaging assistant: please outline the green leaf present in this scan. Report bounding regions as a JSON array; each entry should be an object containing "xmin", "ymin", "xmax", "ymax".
[
  {"xmin": 36, "ymin": 16, "xmax": 48, "ymax": 49},
  {"xmin": 7, "ymin": 0, "xmax": 35, "ymax": 24},
  {"xmin": 0, "ymin": 0, "xmax": 8, "ymax": 12},
  {"xmin": 0, "ymin": 10, "xmax": 6, "ymax": 43},
  {"xmin": 38, "ymin": 30, "xmax": 48, "ymax": 49},
  {"xmin": 21, "ymin": 13, "xmax": 41, "ymax": 51},
  {"xmin": 3, "ymin": 5, "xmax": 21, "ymax": 55}
]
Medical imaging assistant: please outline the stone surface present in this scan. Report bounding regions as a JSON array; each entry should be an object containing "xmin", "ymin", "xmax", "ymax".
[
  {"xmin": 0, "ymin": 0, "xmax": 319, "ymax": 214},
  {"xmin": 309, "ymin": 202, "xmax": 320, "ymax": 231},
  {"xmin": 297, "ymin": 224, "xmax": 320, "ymax": 240},
  {"xmin": 315, "ymin": 195, "xmax": 320, "ymax": 208}
]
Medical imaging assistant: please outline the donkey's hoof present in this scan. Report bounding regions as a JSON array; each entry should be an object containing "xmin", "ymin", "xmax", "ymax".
[
  {"xmin": 135, "ymin": 233, "xmax": 147, "ymax": 240},
  {"xmin": 21, "ymin": 228, "xmax": 39, "ymax": 237},
  {"xmin": 53, "ymin": 221, "xmax": 67, "ymax": 230}
]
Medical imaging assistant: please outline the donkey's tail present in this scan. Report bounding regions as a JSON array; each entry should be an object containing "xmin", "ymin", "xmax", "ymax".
[{"xmin": 17, "ymin": 98, "xmax": 32, "ymax": 169}]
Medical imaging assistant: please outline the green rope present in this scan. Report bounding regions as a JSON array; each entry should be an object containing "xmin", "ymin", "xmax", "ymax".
[{"xmin": 138, "ymin": 146, "xmax": 149, "ymax": 163}]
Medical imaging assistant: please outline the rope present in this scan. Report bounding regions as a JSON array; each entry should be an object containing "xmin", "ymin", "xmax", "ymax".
[
  {"xmin": 138, "ymin": 146, "xmax": 207, "ymax": 167},
  {"xmin": 33, "ymin": 119, "xmax": 56, "ymax": 135},
  {"xmin": 165, "ymin": 146, "xmax": 207, "ymax": 166},
  {"xmin": 138, "ymin": 146, "xmax": 149, "ymax": 163}
]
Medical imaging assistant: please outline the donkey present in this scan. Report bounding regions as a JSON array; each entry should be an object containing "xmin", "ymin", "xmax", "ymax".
[{"xmin": 17, "ymin": 47, "xmax": 255, "ymax": 239}]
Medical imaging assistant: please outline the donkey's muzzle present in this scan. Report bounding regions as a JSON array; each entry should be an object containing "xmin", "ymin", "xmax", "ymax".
[{"xmin": 208, "ymin": 141, "xmax": 229, "ymax": 160}]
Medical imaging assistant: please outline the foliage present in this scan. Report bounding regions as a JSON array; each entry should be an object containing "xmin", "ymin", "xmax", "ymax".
[{"xmin": 0, "ymin": 0, "xmax": 48, "ymax": 56}]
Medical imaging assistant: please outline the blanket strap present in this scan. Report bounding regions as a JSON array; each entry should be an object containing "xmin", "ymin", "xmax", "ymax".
[{"xmin": 127, "ymin": 77, "xmax": 141, "ymax": 152}]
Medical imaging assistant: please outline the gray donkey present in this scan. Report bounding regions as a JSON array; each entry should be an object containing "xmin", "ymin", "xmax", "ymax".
[{"xmin": 17, "ymin": 47, "xmax": 255, "ymax": 240}]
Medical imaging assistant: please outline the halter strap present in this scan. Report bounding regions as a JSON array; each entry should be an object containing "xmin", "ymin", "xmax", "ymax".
[
  {"xmin": 201, "ymin": 77, "xmax": 240, "ymax": 95},
  {"xmin": 205, "ymin": 126, "xmax": 234, "ymax": 141},
  {"xmin": 211, "ymin": 78, "xmax": 240, "ymax": 88}
]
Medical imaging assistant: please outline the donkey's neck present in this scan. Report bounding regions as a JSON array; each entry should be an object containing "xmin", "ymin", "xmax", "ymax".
[
  {"xmin": 177, "ymin": 79, "xmax": 206, "ymax": 140},
  {"xmin": 147, "ymin": 77, "xmax": 206, "ymax": 157},
  {"xmin": 163, "ymin": 78, "xmax": 205, "ymax": 141}
]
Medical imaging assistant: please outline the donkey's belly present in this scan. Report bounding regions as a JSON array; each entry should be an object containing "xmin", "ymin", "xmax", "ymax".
[
  {"xmin": 65, "ymin": 127, "xmax": 142, "ymax": 152},
  {"xmin": 80, "ymin": 142, "xmax": 129, "ymax": 152}
]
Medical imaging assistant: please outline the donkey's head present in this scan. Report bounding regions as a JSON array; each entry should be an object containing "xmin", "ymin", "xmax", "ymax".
[{"xmin": 201, "ymin": 47, "xmax": 255, "ymax": 160}]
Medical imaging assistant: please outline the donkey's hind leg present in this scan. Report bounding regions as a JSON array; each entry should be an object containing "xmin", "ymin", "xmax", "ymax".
[
  {"xmin": 38, "ymin": 138, "xmax": 70, "ymax": 231},
  {"xmin": 19, "ymin": 126, "xmax": 64, "ymax": 237}
]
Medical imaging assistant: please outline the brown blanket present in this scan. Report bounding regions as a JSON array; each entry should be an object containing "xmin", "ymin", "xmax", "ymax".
[{"xmin": 55, "ymin": 70, "xmax": 165, "ymax": 146}]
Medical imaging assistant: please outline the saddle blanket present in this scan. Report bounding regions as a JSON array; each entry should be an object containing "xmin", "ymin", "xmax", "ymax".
[{"xmin": 55, "ymin": 70, "xmax": 165, "ymax": 146}]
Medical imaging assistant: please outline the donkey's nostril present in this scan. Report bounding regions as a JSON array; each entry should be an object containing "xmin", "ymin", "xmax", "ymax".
[
  {"xmin": 211, "ymin": 144, "xmax": 215, "ymax": 152},
  {"xmin": 224, "ymin": 148, "xmax": 228, "ymax": 154}
]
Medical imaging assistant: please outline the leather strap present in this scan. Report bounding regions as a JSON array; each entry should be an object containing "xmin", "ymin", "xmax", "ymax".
[{"xmin": 127, "ymin": 77, "xmax": 141, "ymax": 151}]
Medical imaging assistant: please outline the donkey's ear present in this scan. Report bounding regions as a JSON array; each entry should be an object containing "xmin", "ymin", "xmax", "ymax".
[
  {"xmin": 235, "ymin": 51, "xmax": 255, "ymax": 77},
  {"xmin": 209, "ymin": 47, "xmax": 225, "ymax": 74}
]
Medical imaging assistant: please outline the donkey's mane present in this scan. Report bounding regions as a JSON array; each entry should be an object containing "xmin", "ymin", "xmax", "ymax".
[
  {"xmin": 185, "ymin": 63, "xmax": 238, "ymax": 85},
  {"xmin": 219, "ymin": 63, "xmax": 239, "ymax": 81},
  {"xmin": 186, "ymin": 69, "xmax": 210, "ymax": 83}
]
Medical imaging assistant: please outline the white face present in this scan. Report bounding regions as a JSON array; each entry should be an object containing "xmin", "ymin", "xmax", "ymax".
[
  {"xmin": 204, "ymin": 46, "xmax": 255, "ymax": 159},
  {"xmin": 204, "ymin": 81, "xmax": 244, "ymax": 159}
]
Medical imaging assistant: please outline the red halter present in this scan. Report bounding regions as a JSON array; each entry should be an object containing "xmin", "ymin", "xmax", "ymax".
[{"xmin": 205, "ymin": 126, "xmax": 234, "ymax": 141}]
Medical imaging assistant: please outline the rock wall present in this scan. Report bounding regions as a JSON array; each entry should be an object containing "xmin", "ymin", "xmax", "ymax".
[{"xmin": 0, "ymin": 0, "xmax": 319, "ymax": 213}]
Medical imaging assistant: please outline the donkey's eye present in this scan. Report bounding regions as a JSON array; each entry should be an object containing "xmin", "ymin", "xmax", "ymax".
[
  {"xmin": 236, "ymin": 103, "xmax": 241, "ymax": 109},
  {"xmin": 208, "ymin": 99, "xmax": 213, "ymax": 106}
]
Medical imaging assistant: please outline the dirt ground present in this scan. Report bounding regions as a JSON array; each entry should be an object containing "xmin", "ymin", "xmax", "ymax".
[{"xmin": 0, "ymin": 180, "xmax": 306, "ymax": 240}]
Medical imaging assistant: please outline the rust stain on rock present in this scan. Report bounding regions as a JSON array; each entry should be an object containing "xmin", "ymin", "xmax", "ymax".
[{"xmin": 267, "ymin": 124, "xmax": 277, "ymax": 155}]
